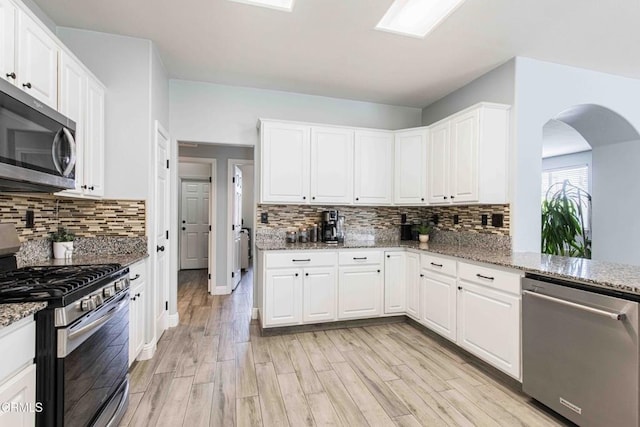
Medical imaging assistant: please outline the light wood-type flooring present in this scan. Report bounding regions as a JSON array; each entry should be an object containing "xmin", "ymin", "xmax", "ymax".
[{"xmin": 120, "ymin": 267, "xmax": 570, "ymax": 427}]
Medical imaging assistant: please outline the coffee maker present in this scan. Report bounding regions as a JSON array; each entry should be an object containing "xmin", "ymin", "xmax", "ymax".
[{"xmin": 321, "ymin": 210, "xmax": 339, "ymax": 244}]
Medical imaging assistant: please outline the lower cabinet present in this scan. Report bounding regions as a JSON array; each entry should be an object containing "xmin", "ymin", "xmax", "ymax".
[
  {"xmin": 0, "ymin": 364, "xmax": 36, "ymax": 427},
  {"xmin": 421, "ymin": 270, "xmax": 457, "ymax": 342},
  {"xmin": 128, "ymin": 261, "xmax": 146, "ymax": 365},
  {"xmin": 338, "ymin": 265, "xmax": 383, "ymax": 319},
  {"xmin": 384, "ymin": 251, "xmax": 406, "ymax": 314},
  {"xmin": 302, "ymin": 267, "xmax": 337, "ymax": 323},
  {"xmin": 265, "ymin": 268, "xmax": 303, "ymax": 326},
  {"xmin": 405, "ymin": 252, "xmax": 421, "ymax": 320}
]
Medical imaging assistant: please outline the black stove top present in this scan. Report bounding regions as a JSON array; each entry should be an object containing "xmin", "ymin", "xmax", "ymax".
[{"xmin": 0, "ymin": 264, "xmax": 123, "ymax": 303}]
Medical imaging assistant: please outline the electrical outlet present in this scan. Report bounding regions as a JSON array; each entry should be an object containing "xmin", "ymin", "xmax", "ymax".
[
  {"xmin": 481, "ymin": 214, "xmax": 488, "ymax": 226},
  {"xmin": 431, "ymin": 214, "xmax": 439, "ymax": 225},
  {"xmin": 492, "ymin": 213, "xmax": 504, "ymax": 228},
  {"xmin": 260, "ymin": 212, "xmax": 269, "ymax": 224},
  {"xmin": 453, "ymin": 215, "xmax": 459, "ymax": 225},
  {"xmin": 25, "ymin": 210, "xmax": 34, "ymax": 228}
]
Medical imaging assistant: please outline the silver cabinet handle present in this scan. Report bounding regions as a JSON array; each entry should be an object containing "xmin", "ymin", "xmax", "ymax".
[{"xmin": 523, "ymin": 291, "xmax": 626, "ymax": 321}]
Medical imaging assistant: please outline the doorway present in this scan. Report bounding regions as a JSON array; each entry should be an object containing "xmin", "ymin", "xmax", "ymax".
[
  {"xmin": 180, "ymin": 179, "xmax": 210, "ymax": 270},
  {"xmin": 154, "ymin": 121, "xmax": 170, "ymax": 342},
  {"xmin": 227, "ymin": 159, "xmax": 254, "ymax": 294}
]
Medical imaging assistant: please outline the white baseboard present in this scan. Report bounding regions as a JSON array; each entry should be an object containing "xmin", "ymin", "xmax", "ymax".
[
  {"xmin": 137, "ymin": 341, "xmax": 157, "ymax": 361},
  {"xmin": 213, "ymin": 286, "xmax": 231, "ymax": 295},
  {"xmin": 168, "ymin": 312, "xmax": 179, "ymax": 328},
  {"xmin": 251, "ymin": 308, "xmax": 259, "ymax": 319}
]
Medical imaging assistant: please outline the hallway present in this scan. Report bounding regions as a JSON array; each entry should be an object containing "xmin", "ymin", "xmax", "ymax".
[{"xmin": 120, "ymin": 268, "xmax": 568, "ymax": 427}]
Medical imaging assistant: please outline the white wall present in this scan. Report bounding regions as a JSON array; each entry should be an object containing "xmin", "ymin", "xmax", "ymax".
[
  {"xmin": 513, "ymin": 57, "xmax": 640, "ymax": 264},
  {"xmin": 239, "ymin": 165, "xmax": 255, "ymax": 232},
  {"xmin": 169, "ymin": 80, "xmax": 422, "ymax": 146},
  {"xmin": 178, "ymin": 144, "xmax": 254, "ymax": 287}
]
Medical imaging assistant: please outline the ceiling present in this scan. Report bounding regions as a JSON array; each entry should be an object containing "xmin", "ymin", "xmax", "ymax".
[{"xmin": 33, "ymin": 0, "xmax": 640, "ymax": 108}]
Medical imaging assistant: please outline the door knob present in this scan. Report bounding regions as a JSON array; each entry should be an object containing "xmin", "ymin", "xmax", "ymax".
[{"xmin": 156, "ymin": 245, "xmax": 165, "ymax": 252}]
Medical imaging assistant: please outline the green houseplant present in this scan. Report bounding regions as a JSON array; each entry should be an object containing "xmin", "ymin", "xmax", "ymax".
[
  {"xmin": 416, "ymin": 224, "xmax": 433, "ymax": 243},
  {"xmin": 50, "ymin": 228, "xmax": 75, "ymax": 259},
  {"xmin": 541, "ymin": 180, "xmax": 591, "ymax": 258}
]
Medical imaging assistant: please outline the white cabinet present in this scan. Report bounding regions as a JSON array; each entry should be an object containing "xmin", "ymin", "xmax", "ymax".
[
  {"xmin": 265, "ymin": 268, "xmax": 302, "ymax": 326},
  {"xmin": 84, "ymin": 76, "xmax": 105, "ymax": 196},
  {"xmin": 384, "ymin": 251, "xmax": 405, "ymax": 314},
  {"xmin": 0, "ymin": 0, "xmax": 16, "ymax": 84},
  {"xmin": 310, "ymin": 126, "xmax": 353, "ymax": 204},
  {"xmin": 16, "ymin": 9, "xmax": 58, "ymax": 108},
  {"xmin": 129, "ymin": 261, "xmax": 146, "ymax": 365},
  {"xmin": 394, "ymin": 129, "xmax": 427, "ymax": 204},
  {"xmin": 260, "ymin": 121, "xmax": 310, "ymax": 203},
  {"xmin": 354, "ymin": 130, "xmax": 394, "ymax": 205},
  {"xmin": 0, "ymin": 364, "xmax": 36, "ymax": 427},
  {"xmin": 421, "ymin": 270, "xmax": 457, "ymax": 342},
  {"xmin": 456, "ymin": 262, "xmax": 522, "ymax": 379},
  {"xmin": 338, "ymin": 260, "xmax": 383, "ymax": 319},
  {"xmin": 405, "ymin": 252, "xmax": 420, "ymax": 320},
  {"xmin": 427, "ymin": 103, "xmax": 510, "ymax": 205},
  {"xmin": 302, "ymin": 266, "xmax": 337, "ymax": 323}
]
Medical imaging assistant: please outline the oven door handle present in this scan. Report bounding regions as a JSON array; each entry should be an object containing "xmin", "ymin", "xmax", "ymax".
[
  {"xmin": 524, "ymin": 290, "xmax": 626, "ymax": 321},
  {"xmin": 68, "ymin": 295, "xmax": 128, "ymax": 340}
]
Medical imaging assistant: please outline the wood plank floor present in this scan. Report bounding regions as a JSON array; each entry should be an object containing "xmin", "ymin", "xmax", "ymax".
[{"xmin": 121, "ymin": 267, "xmax": 571, "ymax": 427}]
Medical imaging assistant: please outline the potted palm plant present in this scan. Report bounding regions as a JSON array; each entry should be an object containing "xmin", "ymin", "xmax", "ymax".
[
  {"xmin": 50, "ymin": 228, "xmax": 75, "ymax": 259},
  {"xmin": 416, "ymin": 224, "xmax": 432, "ymax": 243}
]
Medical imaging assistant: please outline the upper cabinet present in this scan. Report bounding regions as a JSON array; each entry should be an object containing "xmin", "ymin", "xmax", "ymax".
[
  {"xmin": 0, "ymin": 0, "xmax": 16, "ymax": 85},
  {"xmin": 354, "ymin": 130, "xmax": 394, "ymax": 205},
  {"xmin": 16, "ymin": 9, "xmax": 58, "ymax": 109},
  {"xmin": 310, "ymin": 126, "xmax": 353, "ymax": 204},
  {"xmin": 84, "ymin": 77, "xmax": 105, "ymax": 197},
  {"xmin": 428, "ymin": 103, "xmax": 510, "ymax": 205},
  {"xmin": 394, "ymin": 128, "xmax": 427, "ymax": 205}
]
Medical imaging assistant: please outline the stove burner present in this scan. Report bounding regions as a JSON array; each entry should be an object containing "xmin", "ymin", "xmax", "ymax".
[{"xmin": 0, "ymin": 264, "xmax": 121, "ymax": 301}]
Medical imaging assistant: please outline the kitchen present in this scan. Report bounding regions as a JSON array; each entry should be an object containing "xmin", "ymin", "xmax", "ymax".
[{"xmin": 2, "ymin": 1, "xmax": 639, "ymax": 423}]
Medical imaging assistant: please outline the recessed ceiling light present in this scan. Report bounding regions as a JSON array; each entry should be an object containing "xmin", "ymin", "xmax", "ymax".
[
  {"xmin": 375, "ymin": 0, "xmax": 466, "ymax": 38},
  {"xmin": 228, "ymin": 0, "xmax": 295, "ymax": 12}
]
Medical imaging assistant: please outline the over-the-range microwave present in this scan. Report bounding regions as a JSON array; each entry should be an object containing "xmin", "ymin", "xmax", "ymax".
[{"xmin": 0, "ymin": 77, "xmax": 76, "ymax": 192}]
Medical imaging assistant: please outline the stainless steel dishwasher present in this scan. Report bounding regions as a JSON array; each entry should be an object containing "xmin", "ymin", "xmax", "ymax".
[{"xmin": 522, "ymin": 274, "xmax": 639, "ymax": 427}]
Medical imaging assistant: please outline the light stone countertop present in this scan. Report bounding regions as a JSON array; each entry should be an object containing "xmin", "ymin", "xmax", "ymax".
[
  {"xmin": 0, "ymin": 302, "xmax": 47, "ymax": 328},
  {"xmin": 256, "ymin": 240, "xmax": 640, "ymax": 296}
]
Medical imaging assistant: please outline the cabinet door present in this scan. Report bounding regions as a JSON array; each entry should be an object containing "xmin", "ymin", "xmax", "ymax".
[
  {"xmin": 427, "ymin": 121, "xmax": 450, "ymax": 204},
  {"xmin": 421, "ymin": 271, "xmax": 457, "ymax": 341},
  {"xmin": 0, "ymin": 0, "xmax": 16, "ymax": 85},
  {"xmin": 310, "ymin": 126, "xmax": 353, "ymax": 204},
  {"xmin": 457, "ymin": 280, "xmax": 520, "ymax": 379},
  {"xmin": 0, "ymin": 364, "xmax": 36, "ymax": 427},
  {"xmin": 58, "ymin": 51, "xmax": 86, "ymax": 194},
  {"xmin": 384, "ymin": 252, "xmax": 406, "ymax": 314},
  {"xmin": 261, "ymin": 122, "xmax": 310, "ymax": 203},
  {"xmin": 17, "ymin": 10, "xmax": 58, "ymax": 108},
  {"xmin": 405, "ymin": 252, "xmax": 420, "ymax": 319},
  {"xmin": 450, "ymin": 110, "xmax": 479, "ymax": 203},
  {"xmin": 128, "ymin": 290, "xmax": 138, "ymax": 366},
  {"xmin": 303, "ymin": 266, "xmax": 337, "ymax": 323},
  {"xmin": 338, "ymin": 265, "xmax": 383, "ymax": 319},
  {"xmin": 394, "ymin": 129, "xmax": 427, "ymax": 204},
  {"xmin": 134, "ymin": 284, "xmax": 145, "ymax": 357},
  {"xmin": 353, "ymin": 130, "xmax": 393, "ymax": 205},
  {"xmin": 265, "ymin": 268, "xmax": 302, "ymax": 326},
  {"xmin": 84, "ymin": 77, "xmax": 105, "ymax": 197}
]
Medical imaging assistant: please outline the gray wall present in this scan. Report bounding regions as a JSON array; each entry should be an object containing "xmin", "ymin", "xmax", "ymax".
[
  {"xmin": 179, "ymin": 144, "xmax": 254, "ymax": 287},
  {"xmin": 21, "ymin": 0, "xmax": 56, "ymax": 33}
]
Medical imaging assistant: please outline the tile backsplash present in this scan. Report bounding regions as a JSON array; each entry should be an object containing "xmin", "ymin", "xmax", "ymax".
[{"xmin": 0, "ymin": 194, "xmax": 146, "ymax": 241}]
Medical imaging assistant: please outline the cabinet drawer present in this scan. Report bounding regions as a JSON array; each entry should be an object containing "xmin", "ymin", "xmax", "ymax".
[
  {"xmin": 266, "ymin": 251, "xmax": 337, "ymax": 269},
  {"xmin": 129, "ymin": 260, "xmax": 146, "ymax": 282},
  {"xmin": 421, "ymin": 254, "xmax": 456, "ymax": 277},
  {"xmin": 338, "ymin": 250, "xmax": 383, "ymax": 266},
  {"xmin": 0, "ymin": 317, "xmax": 35, "ymax": 383},
  {"xmin": 458, "ymin": 262, "xmax": 522, "ymax": 295}
]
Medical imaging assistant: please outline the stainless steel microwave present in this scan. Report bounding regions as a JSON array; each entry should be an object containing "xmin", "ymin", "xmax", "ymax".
[{"xmin": 0, "ymin": 77, "xmax": 76, "ymax": 192}]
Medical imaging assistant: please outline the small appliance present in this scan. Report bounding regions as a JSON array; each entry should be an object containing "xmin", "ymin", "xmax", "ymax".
[
  {"xmin": 321, "ymin": 210, "xmax": 339, "ymax": 244},
  {"xmin": 400, "ymin": 214, "xmax": 413, "ymax": 240}
]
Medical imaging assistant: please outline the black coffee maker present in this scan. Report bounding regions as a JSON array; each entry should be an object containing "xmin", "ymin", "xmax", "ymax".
[{"xmin": 321, "ymin": 210, "xmax": 339, "ymax": 244}]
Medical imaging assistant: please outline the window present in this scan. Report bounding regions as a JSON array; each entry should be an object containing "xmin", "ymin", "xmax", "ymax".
[{"xmin": 542, "ymin": 164, "xmax": 590, "ymax": 230}]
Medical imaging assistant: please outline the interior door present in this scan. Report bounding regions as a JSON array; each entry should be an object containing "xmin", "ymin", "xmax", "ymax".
[
  {"xmin": 154, "ymin": 123, "xmax": 170, "ymax": 341},
  {"xmin": 180, "ymin": 180, "xmax": 210, "ymax": 270},
  {"xmin": 232, "ymin": 166, "xmax": 242, "ymax": 290}
]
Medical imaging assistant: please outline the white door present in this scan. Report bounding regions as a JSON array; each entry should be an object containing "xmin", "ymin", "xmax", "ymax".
[
  {"xmin": 354, "ymin": 130, "xmax": 394, "ymax": 205},
  {"xmin": 421, "ymin": 272, "xmax": 457, "ymax": 342},
  {"xmin": 457, "ymin": 280, "xmax": 520, "ymax": 378},
  {"xmin": 450, "ymin": 110, "xmax": 479, "ymax": 203},
  {"xmin": 261, "ymin": 122, "xmax": 310, "ymax": 203},
  {"xmin": 264, "ymin": 268, "xmax": 302, "ymax": 326},
  {"xmin": 310, "ymin": 126, "xmax": 353, "ymax": 204},
  {"xmin": 394, "ymin": 129, "xmax": 427, "ymax": 204},
  {"xmin": 302, "ymin": 266, "xmax": 337, "ymax": 323},
  {"xmin": 84, "ymin": 77, "xmax": 105, "ymax": 196},
  {"xmin": 405, "ymin": 253, "xmax": 420, "ymax": 320},
  {"xmin": 16, "ymin": 10, "xmax": 58, "ymax": 108},
  {"xmin": 232, "ymin": 166, "xmax": 242, "ymax": 290},
  {"xmin": 0, "ymin": 0, "xmax": 16, "ymax": 85},
  {"xmin": 57, "ymin": 51, "xmax": 86, "ymax": 195},
  {"xmin": 180, "ymin": 180, "xmax": 209, "ymax": 270},
  {"xmin": 154, "ymin": 123, "xmax": 170, "ymax": 341},
  {"xmin": 428, "ymin": 121, "xmax": 451, "ymax": 204},
  {"xmin": 384, "ymin": 252, "xmax": 406, "ymax": 314},
  {"xmin": 338, "ymin": 265, "xmax": 383, "ymax": 319},
  {"xmin": 0, "ymin": 364, "xmax": 36, "ymax": 427}
]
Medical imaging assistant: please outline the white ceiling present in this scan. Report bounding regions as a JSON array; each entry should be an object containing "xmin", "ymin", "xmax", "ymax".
[{"xmin": 33, "ymin": 0, "xmax": 640, "ymax": 108}]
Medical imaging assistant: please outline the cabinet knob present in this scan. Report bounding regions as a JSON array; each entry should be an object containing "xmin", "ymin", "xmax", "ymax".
[
  {"xmin": 420, "ymin": 274, "xmax": 424, "ymax": 277},
  {"xmin": 295, "ymin": 273, "xmax": 299, "ymax": 277},
  {"xmin": 444, "ymin": 196, "xmax": 448, "ymax": 200},
  {"xmin": 5, "ymin": 72, "xmax": 15, "ymax": 80},
  {"xmin": 302, "ymin": 196, "xmax": 306, "ymax": 200},
  {"xmin": 81, "ymin": 185, "xmax": 87, "ymax": 189},
  {"xmin": 386, "ymin": 255, "xmax": 390, "ymax": 258},
  {"xmin": 377, "ymin": 269, "xmax": 381, "ymax": 273},
  {"xmin": 89, "ymin": 186, "xmax": 95, "ymax": 191},
  {"xmin": 312, "ymin": 196, "xmax": 315, "ymax": 200},
  {"xmin": 131, "ymin": 296, "xmax": 137, "ymax": 301},
  {"xmin": 156, "ymin": 245, "xmax": 165, "ymax": 252},
  {"xmin": 305, "ymin": 273, "xmax": 309, "ymax": 276},
  {"xmin": 457, "ymin": 286, "xmax": 463, "ymax": 290},
  {"xmin": 22, "ymin": 82, "xmax": 31, "ymax": 89},
  {"xmin": 450, "ymin": 195, "xmax": 455, "ymax": 199},
  {"xmin": 136, "ymin": 293, "xmax": 141, "ymax": 297},
  {"xmin": 421, "ymin": 198, "xmax": 424, "ymax": 201},
  {"xmin": 182, "ymin": 227, "xmax": 186, "ymax": 231},
  {"xmin": 356, "ymin": 197, "xmax": 359, "ymax": 201}
]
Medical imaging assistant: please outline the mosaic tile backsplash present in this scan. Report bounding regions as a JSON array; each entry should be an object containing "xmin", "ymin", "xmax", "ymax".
[{"xmin": 0, "ymin": 194, "xmax": 146, "ymax": 241}]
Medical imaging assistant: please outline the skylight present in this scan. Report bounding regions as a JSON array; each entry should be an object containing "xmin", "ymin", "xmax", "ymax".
[
  {"xmin": 375, "ymin": 0, "xmax": 466, "ymax": 38},
  {"xmin": 228, "ymin": 0, "xmax": 295, "ymax": 12}
]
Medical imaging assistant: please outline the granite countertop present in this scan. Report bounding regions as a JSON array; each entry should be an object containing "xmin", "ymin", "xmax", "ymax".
[
  {"xmin": 0, "ymin": 302, "xmax": 47, "ymax": 328},
  {"xmin": 18, "ymin": 253, "xmax": 149, "ymax": 269},
  {"xmin": 256, "ymin": 240, "xmax": 640, "ymax": 296}
]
